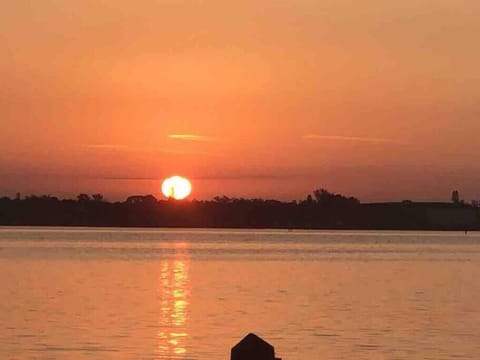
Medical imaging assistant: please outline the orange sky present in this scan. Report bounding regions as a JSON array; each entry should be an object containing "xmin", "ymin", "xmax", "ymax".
[{"xmin": 1, "ymin": 0, "xmax": 480, "ymax": 202}]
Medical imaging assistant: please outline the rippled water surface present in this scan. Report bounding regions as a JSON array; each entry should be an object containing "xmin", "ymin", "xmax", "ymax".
[{"xmin": 1, "ymin": 227, "xmax": 480, "ymax": 359}]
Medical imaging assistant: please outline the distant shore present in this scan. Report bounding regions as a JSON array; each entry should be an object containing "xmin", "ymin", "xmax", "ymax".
[{"xmin": 1, "ymin": 190, "xmax": 479, "ymax": 231}]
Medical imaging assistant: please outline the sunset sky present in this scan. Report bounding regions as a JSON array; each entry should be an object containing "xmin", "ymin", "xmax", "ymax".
[{"xmin": 1, "ymin": 0, "xmax": 480, "ymax": 202}]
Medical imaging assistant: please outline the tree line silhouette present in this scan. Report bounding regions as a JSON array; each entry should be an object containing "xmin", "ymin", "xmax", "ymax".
[{"xmin": 0, "ymin": 189, "xmax": 478, "ymax": 230}]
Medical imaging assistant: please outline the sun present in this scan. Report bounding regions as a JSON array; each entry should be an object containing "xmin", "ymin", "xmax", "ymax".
[{"xmin": 161, "ymin": 176, "xmax": 192, "ymax": 200}]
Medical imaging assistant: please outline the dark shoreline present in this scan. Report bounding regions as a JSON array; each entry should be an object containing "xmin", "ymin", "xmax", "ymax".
[
  {"xmin": 1, "ymin": 192, "xmax": 479, "ymax": 231},
  {"xmin": 0, "ymin": 226, "xmax": 478, "ymax": 231}
]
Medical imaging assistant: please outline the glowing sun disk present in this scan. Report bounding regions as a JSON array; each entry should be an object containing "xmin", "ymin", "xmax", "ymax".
[{"xmin": 162, "ymin": 176, "xmax": 192, "ymax": 200}]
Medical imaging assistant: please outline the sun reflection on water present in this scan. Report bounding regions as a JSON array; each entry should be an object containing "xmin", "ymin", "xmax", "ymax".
[{"xmin": 156, "ymin": 249, "xmax": 190, "ymax": 358}]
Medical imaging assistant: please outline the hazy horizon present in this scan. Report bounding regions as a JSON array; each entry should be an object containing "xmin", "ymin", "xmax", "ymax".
[{"xmin": 0, "ymin": 177, "xmax": 466, "ymax": 204}]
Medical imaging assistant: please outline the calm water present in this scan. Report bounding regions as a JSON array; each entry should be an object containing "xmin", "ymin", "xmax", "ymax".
[{"xmin": 1, "ymin": 228, "xmax": 480, "ymax": 359}]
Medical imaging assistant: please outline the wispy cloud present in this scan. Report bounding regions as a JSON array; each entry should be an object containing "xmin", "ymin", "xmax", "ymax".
[
  {"xmin": 83, "ymin": 144, "xmax": 131, "ymax": 151},
  {"xmin": 303, "ymin": 134, "xmax": 406, "ymax": 145},
  {"xmin": 82, "ymin": 144, "xmax": 216, "ymax": 156},
  {"xmin": 99, "ymin": 173, "xmax": 293, "ymax": 181},
  {"xmin": 168, "ymin": 134, "xmax": 215, "ymax": 142}
]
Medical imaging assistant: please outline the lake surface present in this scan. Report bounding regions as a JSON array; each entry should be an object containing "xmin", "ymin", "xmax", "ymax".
[{"xmin": 1, "ymin": 227, "xmax": 480, "ymax": 359}]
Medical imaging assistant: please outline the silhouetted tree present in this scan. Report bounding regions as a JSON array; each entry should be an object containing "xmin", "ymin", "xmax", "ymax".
[
  {"xmin": 77, "ymin": 194, "xmax": 91, "ymax": 202},
  {"xmin": 312, "ymin": 188, "xmax": 359, "ymax": 206},
  {"xmin": 214, "ymin": 196, "xmax": 232, "ymax": 204},
  {"xmin": 126, "ymin": 194, "xmax": 157, "ymax": 205},
  {"xmin": 92, "ymin": 193, "xmax": 104, "ymax": 202}
]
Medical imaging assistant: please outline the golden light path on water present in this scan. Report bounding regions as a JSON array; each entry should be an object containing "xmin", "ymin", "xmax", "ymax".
[{"xmin": 156, "ymin": 245, "xmax": 190, "ymax": 358}]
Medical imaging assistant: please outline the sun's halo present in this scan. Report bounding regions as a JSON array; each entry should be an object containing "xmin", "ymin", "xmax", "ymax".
[{"xmin": 161, "ymin": 176, "xmax": 192, "ymax": 200}]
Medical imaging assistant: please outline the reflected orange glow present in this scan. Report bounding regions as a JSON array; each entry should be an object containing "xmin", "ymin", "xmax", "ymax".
[{"xmin": 156, "ymin": 248, "xmax": 190, "ymax": 357}]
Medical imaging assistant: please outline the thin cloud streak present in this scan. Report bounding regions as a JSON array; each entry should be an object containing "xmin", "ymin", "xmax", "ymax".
[
  {"xmin": 168, "ymin": 134, "xmax": 216, "ymax": 142},
  {"xmin": 83, "ymin": 144, "xmax": 131, "ymax": 151},
  {"xmin": 82, "ymin": 144, "xmax": 215, "ymax": 156},
  {"xmin": 303, "ymin": 134, "xmax": 406, "ymax": 145},
  {"xmin": 97, "ymin": 174, "xmax": 292, "ymax": 181}
]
